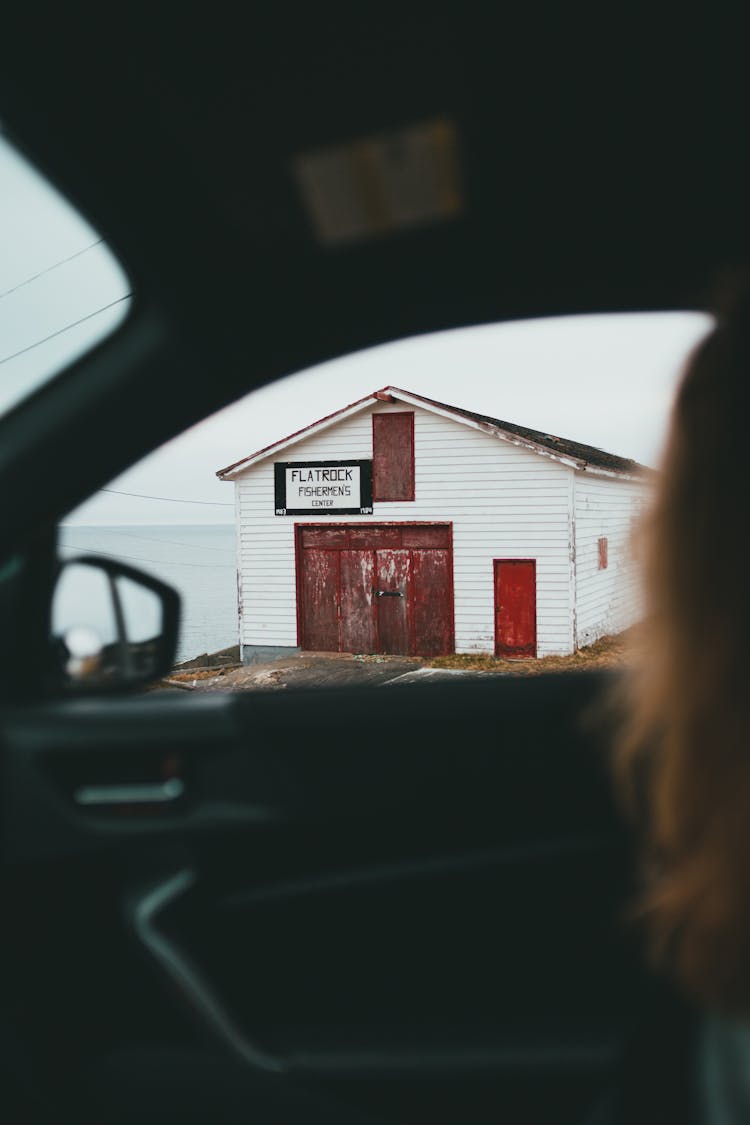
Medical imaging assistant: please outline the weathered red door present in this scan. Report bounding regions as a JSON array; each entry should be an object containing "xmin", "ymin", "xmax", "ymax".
[
  {"xmin": 301, "ymin": 547, "xmax": 340, "ymax": 651},
  {"xmin": 494, "ymin": 559, "xmax": 536, "ymax": 658},
  {"xmin": 297, "ymin": 524, "xmax": 454, "ymax": 656},
  {"xmin": 340, "ymin": 549, "xmax": 376, "ymax": 653},
  {"xmin": 375, "ymin": 549, "xmax": 411, "ymax": 654},
  {"xmin": 410, "ymin": 542, "xmax": 453, "ymax": 657}
]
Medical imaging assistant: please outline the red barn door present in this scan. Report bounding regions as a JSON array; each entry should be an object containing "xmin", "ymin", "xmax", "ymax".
[
  {"xmin": 297, "ymin": 524, "xmax": 454, "ymax": 656},
  {"xmin": 340, "ymin": 549, "xmax": 376, "ymax": 653},
  {"xmin": 301, "ymin": 533, "xmax": 344, "ymax": 652},
  {"xmin": 494, "ymin": 559, "xmax": 536, "ymax": 658},
  {"xmin": 374, "ymin": 548, "xmax": 411, "ymax": 654}
]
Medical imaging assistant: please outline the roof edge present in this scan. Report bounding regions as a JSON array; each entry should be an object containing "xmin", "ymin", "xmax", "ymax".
[
  {"xmin": 383, "ymin": 387, "xmax": 588, "ymax": 470},
  {"xmin": 216, "ymin": 389, "xmax": 384, "ymax": 479},
  {"xmin": 217, "ymin": 384, "xmax": 649, "ymax": 480}
]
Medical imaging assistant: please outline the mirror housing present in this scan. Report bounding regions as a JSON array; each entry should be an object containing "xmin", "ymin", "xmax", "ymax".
[{"xmin": 51, "ymin": 555, "xmax": 180, "ymax": 693}]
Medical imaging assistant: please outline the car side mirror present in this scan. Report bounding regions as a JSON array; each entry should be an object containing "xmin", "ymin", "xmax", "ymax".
[{"xmin": 51, "ymin": 555, "xmax": 180, "ymax": 693}]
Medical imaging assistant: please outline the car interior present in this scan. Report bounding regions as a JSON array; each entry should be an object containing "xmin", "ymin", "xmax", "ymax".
[{"xmin": 0, "ymin": 10, "xmax": 743, "ymax": 1124}]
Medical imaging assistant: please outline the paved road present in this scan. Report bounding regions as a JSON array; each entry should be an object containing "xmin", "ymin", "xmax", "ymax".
[{"xmin": 163, "ymin": 652, "xmax": 496, "ymax": 693}]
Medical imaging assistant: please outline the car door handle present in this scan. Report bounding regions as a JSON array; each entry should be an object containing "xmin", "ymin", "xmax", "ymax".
[{"xmin": 73, "ymin": 778, "xmax": 185, "ymax": 806}]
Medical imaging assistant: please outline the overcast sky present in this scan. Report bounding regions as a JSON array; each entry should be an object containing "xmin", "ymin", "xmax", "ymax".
[{"xmin": 1, "ymin": 134, "xmax": 712, "ymax": 526}]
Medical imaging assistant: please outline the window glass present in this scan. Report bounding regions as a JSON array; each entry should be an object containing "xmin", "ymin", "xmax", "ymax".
[
  {"xmin": 0, "ymin": 132, "xmax": 130, "ymax": 417},
  {"xmin": 52, "ymin": 562, "xmax": 117, "ymax": 646},
  {"xmin": 62, "ymin": 312, "xmax": 711, "ymax": 688},
  {"xmin": 115, "ymin": 574, "xmax": 164, "ymax": 644}
]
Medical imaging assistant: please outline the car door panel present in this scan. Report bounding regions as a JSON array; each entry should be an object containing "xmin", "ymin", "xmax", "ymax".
[{"xmin": 1, "ymin": 670, "xmax": 648, "ymax": 1123}]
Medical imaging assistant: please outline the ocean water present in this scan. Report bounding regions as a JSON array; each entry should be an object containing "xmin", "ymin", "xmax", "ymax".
[{"xmin": 58, "ymin": 524, "xmax": 238, "ymax": 663}]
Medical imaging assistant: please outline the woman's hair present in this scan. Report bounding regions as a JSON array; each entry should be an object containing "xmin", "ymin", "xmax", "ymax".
[{"xmin": 616, "ymin": 279, "xmax": 750, "ymax": 1012}]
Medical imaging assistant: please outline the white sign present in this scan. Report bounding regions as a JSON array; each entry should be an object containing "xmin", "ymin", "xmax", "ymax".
[{"xmin": 274, "ymin": 459, "xmax": 373, "ymax": 516}]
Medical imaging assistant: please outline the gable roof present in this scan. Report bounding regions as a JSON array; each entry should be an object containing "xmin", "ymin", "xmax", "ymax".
[
  {"xmin": 403, "ymin": 389, "xmax": 648, "ymax": 476},
  {"xmin": 216, "ymin": 386, "xmax": 648, "ymax": 480}
]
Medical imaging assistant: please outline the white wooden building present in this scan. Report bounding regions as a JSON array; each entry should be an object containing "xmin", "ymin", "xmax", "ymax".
[{"xmin": 217, "ymin": 387, "xmax": 649, "ymax": 663}]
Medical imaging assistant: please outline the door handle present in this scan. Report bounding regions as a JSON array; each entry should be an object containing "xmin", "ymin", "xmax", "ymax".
[
  {"xmin": 74, "ymin": 778, "xmax": 185, "ymax": 807},
  {"xmin": 375, "ymin": 590, "xmax": 404, "ymax": 598}
]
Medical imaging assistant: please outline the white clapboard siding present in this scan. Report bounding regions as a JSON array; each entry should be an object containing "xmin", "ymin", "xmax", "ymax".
[
  {"xmin": 573, "ymin": 472, "xmax": 650, "ymax": 646},
  {"xmin": 234, "ymin": 400, "xmax": 575, "ymax": 656}
]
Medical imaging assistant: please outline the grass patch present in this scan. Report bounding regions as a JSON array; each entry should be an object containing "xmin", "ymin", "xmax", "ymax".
[
  {"xmin": 166, "ymin": 664, "xmax": 241, "ymax": 683},
  {"xmin": 427, "ymin": 632, "xmax": 631, "ymax": 675}
]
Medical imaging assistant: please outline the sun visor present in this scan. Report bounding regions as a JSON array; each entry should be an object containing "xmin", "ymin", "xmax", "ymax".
[{"xmin": 292, "ymin": 117, "xmax": 463, "ymax": 247}]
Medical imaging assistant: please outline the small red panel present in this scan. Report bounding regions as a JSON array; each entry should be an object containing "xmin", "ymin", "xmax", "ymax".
[
  {"xmin": 373, "ymin": 413, "xmax": 415, "ymax": 502},
  {"xmin": 300, "ymin": 527, "xmax": 348, "ymax": 549},
  {"xmin": 348, "ymin": 526, "xmax": 402, "ymax": 550},
  {"xmin": 401, "ymin": 525, "xmax": 450, "ymax": 549},
  {"xmin": 598, "ymin": 537, "xmax": 608, "ymax": 569}
]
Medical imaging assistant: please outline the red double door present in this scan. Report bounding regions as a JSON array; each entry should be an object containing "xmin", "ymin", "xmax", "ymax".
[{"xmin": 297, "ymin": 524, "xmax": 454, "ymax": 656}]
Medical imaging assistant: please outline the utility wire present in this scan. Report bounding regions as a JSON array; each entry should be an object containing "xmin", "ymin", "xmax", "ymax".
[
  {"xmin": 58, "ymin": 543, "xmax": 235, "ymax": 569},
  {"xmin": 99, "ymin": 487, "xmax": 233, "ymax": 507},
  {"xmin": 0, "ymin": 294, "xmax": 132, "ymax": 368},
  {"xmin": 69, "ymin": 528, "xmax": 235, "ymax": 553},
  {"xmin": 0, "ymin": 239, "xmax": 105, "ymax": 301}
]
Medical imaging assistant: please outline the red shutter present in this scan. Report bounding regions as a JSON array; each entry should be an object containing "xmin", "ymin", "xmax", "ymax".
[
  {"xmin": 598, "ymin": 537, "xmax": 608, "ymax": 569},
  {"xmin": 372, "ymin": 413, "xmax": 415, "ymax": 501}
]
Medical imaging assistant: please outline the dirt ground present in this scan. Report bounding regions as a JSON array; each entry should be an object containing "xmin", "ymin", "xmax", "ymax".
[
  {"xmin": 160, "ymin": 633, "xmax": 630, "ymax": 693},
  {"xmin": 429, "ymin": 631, "xmax": 632, "ymax": 675}
]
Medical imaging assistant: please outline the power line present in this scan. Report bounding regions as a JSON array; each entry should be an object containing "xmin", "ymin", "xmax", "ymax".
[
  {"xmin": 76, "ymin": 528, "xmax": 234, "ymax": 553},
  {"xmin": 0, "ymin": 294, "xmax": 132, "ymax": 368},
  {"xmin": 58, "ymin": 543, "xmax": 235, "ymax": 569},
  {"xmin": 0, "ymin": 239, "xmax": 105, "ymax": 301},
  {"xmin": 99, "ymin": 487, "xmax": 233, "ymax": 507}
]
